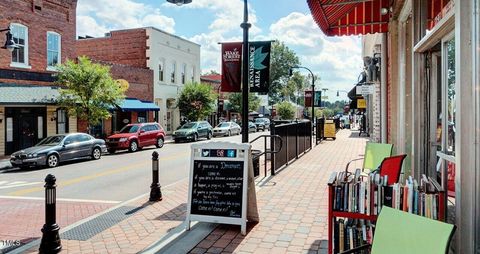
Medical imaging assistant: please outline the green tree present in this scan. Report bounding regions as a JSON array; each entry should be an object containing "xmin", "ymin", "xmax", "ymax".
[
  {"xmin": 283, "ymin": 71, "xmax": 306, "ymax": 102},
  {"xmin": 269, "ymin": 41, "xmax": 300, "ymax": 104},
  {"xmin": 228, "ymin": 93, "xmax": 261, "ymax": 113},
  {"xmin": 56, "ymin": 56, "xmax": 126, "ymax": 133},
  {"xmin": 178, "ymin": 82, "xmax": 217, "ymax": 121},
  {"xmin": 276, "ymin": 101, "xmax": 295, "ymax": 120}
]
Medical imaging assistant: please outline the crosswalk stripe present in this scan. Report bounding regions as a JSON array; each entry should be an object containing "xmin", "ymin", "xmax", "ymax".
[
  {"xmin": 0, "ymin": 182, "xmax": 42, "ymax": 189},
  {"xmin": 7, "ymin": 181, "xmax": 26, "ymax": 185}
]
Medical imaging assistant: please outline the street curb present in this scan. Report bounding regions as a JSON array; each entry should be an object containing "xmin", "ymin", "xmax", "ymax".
[
  {"xmin": 140, "ymin": 222, "xmax": 218, "ymax": 254},
  {"xmin": 7, "ymin": 178, "xmax": 186, "ymax": 254}
]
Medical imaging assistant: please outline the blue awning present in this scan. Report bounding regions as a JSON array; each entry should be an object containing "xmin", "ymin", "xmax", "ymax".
[{"xmin": 116, "ymin": 98, "xmax": 160, "ymax": 112}]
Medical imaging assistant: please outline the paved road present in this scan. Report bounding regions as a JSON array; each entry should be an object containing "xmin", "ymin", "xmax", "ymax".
[{"xmin": 0, "ymin": 132, "xmax": 268, "ymax": 202}]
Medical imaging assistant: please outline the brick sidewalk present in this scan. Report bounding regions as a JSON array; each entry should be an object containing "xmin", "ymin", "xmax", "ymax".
[
  {"xmin": 20, "ymin": 180, "xmax": 190, "ymax": 254},
  {"xmin": 189, "ymin": 129, "xmax": 367, "ymax": 254},
  {"xmin": 0, "ymin": 198, "xmax": 113, "ymax": 252},
  {"xmin": 17, "ymin": 129, "xmax": 366, "ymax": 254}
]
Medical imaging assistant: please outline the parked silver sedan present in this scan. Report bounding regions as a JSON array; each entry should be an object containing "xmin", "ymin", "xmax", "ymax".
[
  {"xmin": 10, "ymin": 133, "xmax": 107, "ymax": 169},
  {"xmin": 213, "ymin": 122, "xmax": 241, "ymax": 137}
]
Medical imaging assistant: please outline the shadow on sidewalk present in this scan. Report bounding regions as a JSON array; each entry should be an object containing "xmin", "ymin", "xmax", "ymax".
[
  {"xmin": 309, "ymin": 239, "xmax": 328, "ymax": 254},
  {"xmin": 155, "ymin": 203, "xmax": 187, "ymax": 221}
]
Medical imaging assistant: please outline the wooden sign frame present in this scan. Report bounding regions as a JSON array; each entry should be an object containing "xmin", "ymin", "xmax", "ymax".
[{"xmin": 186, "ymin": 141, "xmax": 251, "ymax": 235}]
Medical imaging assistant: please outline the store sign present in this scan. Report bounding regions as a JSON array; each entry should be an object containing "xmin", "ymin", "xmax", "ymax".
[
  {"xmin": 356, "ymin": 85, "xmax": 375, "ymax": 95},
  {"xmin": 186, "ymin": 142, "xmax": 258, "ymax": 235},
  {"xmin": 357, "ymin": 99, "xmax": 367, "ymax": 109}
]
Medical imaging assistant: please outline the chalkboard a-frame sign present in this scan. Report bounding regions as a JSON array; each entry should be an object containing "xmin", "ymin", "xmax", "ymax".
[{"xmin": 186, "ymin": 141, "xmax": 251, "ymax": 235}]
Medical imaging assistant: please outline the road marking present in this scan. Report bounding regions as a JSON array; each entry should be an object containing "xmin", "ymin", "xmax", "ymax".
[
  {"xmin": 0, "ymin": 195, "xmax": 120, "ymax": 204},
  {"xmin": 0, "ymin": 181, "xmax": 42, "ymax": 189},
  {"xmin": 7, "ymin": 151, "xmax": 189, "ymax": 196}
]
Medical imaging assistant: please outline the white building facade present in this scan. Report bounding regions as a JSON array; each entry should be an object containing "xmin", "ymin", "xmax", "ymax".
[{"xmin": 146, "ymin": 28, "xmax": 201, "ymax": 134}]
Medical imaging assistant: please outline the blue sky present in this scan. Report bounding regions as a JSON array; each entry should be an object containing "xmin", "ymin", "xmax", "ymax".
[{"xmin": 77, "ymin": 0, "xmax": 362, "ymax": 101}]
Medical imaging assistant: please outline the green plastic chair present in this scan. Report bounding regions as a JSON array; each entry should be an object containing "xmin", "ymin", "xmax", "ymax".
[
  {"xmin": 340, "ymin": 206, "xmax": 456, "ymax": 254},
  {"xmin": 345, "ymin": 142, "xmax": 393, "ymax": 174}
]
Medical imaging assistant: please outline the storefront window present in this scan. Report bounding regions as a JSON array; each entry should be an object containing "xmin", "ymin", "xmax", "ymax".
[
  {"xmin": 137, "ymin": 112, "xmax": 147, "ymax": 123},
  {"xmin": 56, "ymin": 109, "xmax": 68, "ymax": 134}
]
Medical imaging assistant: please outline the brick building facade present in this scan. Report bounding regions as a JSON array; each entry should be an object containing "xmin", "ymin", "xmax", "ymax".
[
  {"xmin": 76, "ymin": 29, "xmax": 148, "ymax": 68},
  {"xmin": 0, "ymin": 0, "xmax": 78, "ymax": 156},
  {"xmin": 77, "ymin": 27, "xmax": 201, "ymax": 134},
  {"xmin": 76, "ymin": 32, "xmax": 159, "ymax": 138}
]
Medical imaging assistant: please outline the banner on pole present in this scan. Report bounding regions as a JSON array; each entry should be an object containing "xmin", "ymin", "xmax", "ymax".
[
  {"xmin": 314, "ymin": 91, "xmax": 322, "ymax": 107},
  {"xmin": 221, "ymin": 42, "xmax": 243, "ymax": 92},
  {"xmin": 305, "ymin": 90, "xmax": 313, "ymax": 107},
  {"xmin": 248, "ymin": 41, "xmax": 271, "ymax": 93}
]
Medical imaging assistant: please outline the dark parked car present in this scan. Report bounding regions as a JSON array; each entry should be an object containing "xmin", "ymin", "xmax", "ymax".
[
  {"xmin": 173, "ymin": 121, "xmax": 213, "ymax": 142},
  {"xmin": 241, "ymin": 121, "xmax": 257, "ymax": 133},
  {"xmin": 254, "ymin": 117, "xmax": 271, "ymax": 131},
  {"xmin": 10, "ymin": 133, "xmax": 107, "ymax": 169},
  {"xmin": 106, "ymin": 123, "xmax": 166, "ymax": 153}
]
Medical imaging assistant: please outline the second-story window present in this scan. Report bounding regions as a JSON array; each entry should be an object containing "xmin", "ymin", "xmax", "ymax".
[
  {"xmin": 159, "ymin": 59, "xmax": 165, "ymax": 81},
  {"xmin": 10, "ymin": 23, "xmax": 28, "ymax": 67},
  {"xmin": 171, "ymin": 61, "xmax": 176, "ymax": 83},
  {"xmin": 47, "ymin": 32, "xmax": 61, "ymax": 69},
  {"xmin": 191, "ymin": 66, "xmax": 196, "ymax": 83},
  {"xmin": 182, "ymin": 63, "xmax": 187, "ymax": 84}
]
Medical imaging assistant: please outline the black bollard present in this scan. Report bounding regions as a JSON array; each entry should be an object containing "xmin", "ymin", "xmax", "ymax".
[
  {"xmin": 39, "ymin": 174, "xmax": 61, "ymax": 253},
  {"xmin": 149, "ymin": 151, "xmax": 162, "ymax": 201}
]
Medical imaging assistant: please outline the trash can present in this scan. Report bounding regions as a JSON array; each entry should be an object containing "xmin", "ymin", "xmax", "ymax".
[
  {"xmin": 251, "ymin": 149, "xmax": 262, "ymax": 177},
  {"xmin": 324, "ymin": 120, "xmax": 336, "ymax": 140}
]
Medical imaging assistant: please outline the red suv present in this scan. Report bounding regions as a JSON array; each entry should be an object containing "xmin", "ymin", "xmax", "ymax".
[{"xmin": 106, "ymin": 123, "xmax": 165, "ymax": 153}]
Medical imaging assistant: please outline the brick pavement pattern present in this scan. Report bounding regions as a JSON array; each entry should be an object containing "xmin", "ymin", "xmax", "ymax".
[
  {"xmin": 23, "ymin": 180, "xmax": 190, "ymax": 254},
  {"xmin": 0, "ymin": 199, "xmax": 113, "ymax": 248},
  {"xmin": 189, "ymin": 129, "xmax": 368, "ymax": 254}
]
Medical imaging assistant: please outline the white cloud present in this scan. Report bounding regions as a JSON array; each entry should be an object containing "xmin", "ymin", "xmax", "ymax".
[
  {"xmin": 170, "ymin": 0, "xmax": 262, "ymax": 75},
  {"xmin": 76, "ymin": 0, "xmax": 175, "ymax": 37},
  {"xmin": 169, "ymin": 0, "xmax": 261, "ymax": 35},
  {"xmin": 268, "ymin": 12, "xmax": 363, "ymax": 100},
  {"xmin": 76, "ymin": 16, "xmax": 109, "ymax": 37}
]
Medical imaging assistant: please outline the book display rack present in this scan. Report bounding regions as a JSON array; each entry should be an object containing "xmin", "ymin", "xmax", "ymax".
[{"xmin": 327, "ymin": 170, "xmax": 445, "ymax": 254}]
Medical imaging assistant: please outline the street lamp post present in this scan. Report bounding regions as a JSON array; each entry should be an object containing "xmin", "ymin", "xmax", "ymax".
[
  {"xmin": 240, "ymin": 0, "xmax": 251, "ymax": 143},
  {"xmin": 289, "ymin": 66, "xmax": 315, "ymax": 130}
]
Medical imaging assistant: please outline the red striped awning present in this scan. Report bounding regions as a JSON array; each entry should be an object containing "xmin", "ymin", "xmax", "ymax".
[
  {"xmin": 428, "ymin": 0, "xmax": 452, "ymax": 29},
  {"xmin": 307, "ymin": 0, "xmax": 391, "ymax": 36}
]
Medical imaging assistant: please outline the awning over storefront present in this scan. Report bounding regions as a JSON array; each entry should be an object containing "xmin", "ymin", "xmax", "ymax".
[
  {"xmin": 307, "ymin": 0, "xmax": 390, "ymax": 36},
  {"xmin": 116, "ymin": 98, "xmax": 160, "ymax": 112},
  {"xmin": 0, "ymin": 83, "xmax": 59, "ymax": 104}
]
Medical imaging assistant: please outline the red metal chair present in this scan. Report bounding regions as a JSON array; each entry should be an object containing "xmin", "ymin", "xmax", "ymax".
[{"xmin": 377, "ymin": 154, "xmax": 407, "ymax": 185}]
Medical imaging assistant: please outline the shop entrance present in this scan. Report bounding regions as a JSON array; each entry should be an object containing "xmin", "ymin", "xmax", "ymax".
[
  {"xmin": 425, "ymin": 33, "xmax": 456, "ymax": 223},
  {"xmin": 19, "ymin": 115, "xmax": 36, "ymax": 149},
  {"xmin": 5, "ymin": 107, "xmax": 46, "ymax": 155}
]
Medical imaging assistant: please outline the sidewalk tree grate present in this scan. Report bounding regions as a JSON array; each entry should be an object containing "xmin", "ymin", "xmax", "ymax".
[{"xmin": 60, "ymin": 206, "xmax": 141, "ymax": 241}]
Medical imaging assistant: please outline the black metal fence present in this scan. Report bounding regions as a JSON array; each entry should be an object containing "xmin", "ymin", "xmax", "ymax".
[
  {"xmin": 271, "ymin": 120, "xmax": 312, "ymax": 173},
  {"xmin": 316, "ymin": 118, "xmax": 325, "ymax": 144}
]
